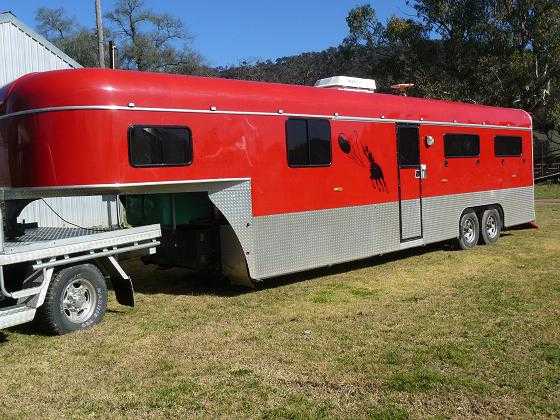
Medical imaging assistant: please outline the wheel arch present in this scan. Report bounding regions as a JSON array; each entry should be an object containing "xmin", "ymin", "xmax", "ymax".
[
  {"xmin": 460, "ymin": 203, "xmax": 505, "ymax": 229},
  {"xmin": 207, "ymin": 180, "xmax": 255, "ymax": 283}
]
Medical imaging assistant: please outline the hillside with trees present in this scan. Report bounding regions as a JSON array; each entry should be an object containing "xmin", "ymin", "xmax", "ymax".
[{"xmin": 34, "ymin": 0, "xmax": 560, "ymax": 165}]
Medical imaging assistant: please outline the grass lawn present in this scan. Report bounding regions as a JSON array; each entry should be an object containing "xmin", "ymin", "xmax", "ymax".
[
  {"xmin": 535, "ymin": 183, "xmax": 560, "ymax": 199},
  {"xmin": 0, "ymin": 204, "xmax": 558, "ymax": 418}
]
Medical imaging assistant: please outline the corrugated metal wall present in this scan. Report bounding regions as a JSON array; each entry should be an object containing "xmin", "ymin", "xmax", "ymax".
[
  {"xmin": 0, "ymin": 18, "xmax": 77, "ymax": 86},
  {"xmin": 2, "ymin": 14, "xmax": 119, "ymax": 228},
  {"xmin": 18, "ymin": 196, "xmax": 122, "ymax": 228}
]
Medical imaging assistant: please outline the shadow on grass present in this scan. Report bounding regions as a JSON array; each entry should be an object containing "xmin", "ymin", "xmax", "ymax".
[
  {"xmin": 5, "ymin": 227, "xmax": 532, "ymax": 336},
  {"xmin": 6, "ymin": 321, "xmax": 49, "ymax": 337},
  {"xmin": 506, "ymin": 223, "xmax": 539, "ymax": 231},
  {"xmin": 126, "ymin": 239, "xmax": 459, "ymax": 297}
]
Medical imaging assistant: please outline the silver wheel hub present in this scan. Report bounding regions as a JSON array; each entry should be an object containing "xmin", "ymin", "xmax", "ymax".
[
  {"xmin": 486, "ymin": 215, "xmax": 497, "ymax": 238},
  {"xmin": 62, "ymin": 278, "xmax": 97, "ymax": 323},
  {"xmin": 462, "ymin": 218, "xmax": 476, "ymax": 243}
]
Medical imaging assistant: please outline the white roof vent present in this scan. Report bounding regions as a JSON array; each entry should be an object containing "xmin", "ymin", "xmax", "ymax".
[{"xmin": 315, "ymin": 76, "xmax": 376, "ymax": 93}]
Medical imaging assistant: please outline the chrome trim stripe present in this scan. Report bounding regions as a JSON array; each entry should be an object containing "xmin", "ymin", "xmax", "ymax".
[
  {"xmin": 0, "ymin": 104, "xmax": 532, "ymax": 131},
  {"xmin": 0, "ymin": 178, "xmax": 251, "ymax": 200},
  {"xmin": 0, "ymin": 177, "xmax": 250, "ymax": 192}
]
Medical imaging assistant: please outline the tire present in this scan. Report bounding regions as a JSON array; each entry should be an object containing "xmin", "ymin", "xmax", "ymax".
[
  {"xmin": 480, "ymin": 208, "xmax": 501, "ymax": 245},
  {"xmin": 36, "ymin": 263, "xmax": 107, "ymax": 335},
  {"xmin": 457, "ymin": 211, "xmax": 480, "ymax": 250}
]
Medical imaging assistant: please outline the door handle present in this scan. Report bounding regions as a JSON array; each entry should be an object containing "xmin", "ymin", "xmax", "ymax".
[{"xmin": 415, "ymin": 164, "xmax": 427, "ymax": 179}]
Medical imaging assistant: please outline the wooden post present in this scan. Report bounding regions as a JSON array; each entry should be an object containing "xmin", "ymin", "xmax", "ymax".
[
  {"xmin": 109, "ymin": 40, "xmax": 117, "ymax": 69},
  {"xmin": 95, "ymin": 0, "xmax": 105, "ymax": 68}
]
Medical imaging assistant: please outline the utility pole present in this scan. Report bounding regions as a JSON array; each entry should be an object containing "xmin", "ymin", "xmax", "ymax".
[{"xmin": 95, "ymin": 0, "xmax": 105, "ymax": 68}]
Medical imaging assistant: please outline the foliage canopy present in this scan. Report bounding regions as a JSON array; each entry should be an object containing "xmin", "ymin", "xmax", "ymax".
[{"xmin": 34, "ymin": 0, "xmax": 560, "ymax": 141}]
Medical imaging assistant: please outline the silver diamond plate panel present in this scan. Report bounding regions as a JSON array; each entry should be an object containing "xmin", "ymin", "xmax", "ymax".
[
  {"xmin": 248, "ymin": 186, "xmax": 534, "ymax": 280},
  {"xmin": 422, "ymin": 186, "xmax": 535, "ymax": 244},
  {"xmin": 6, "ymin": 227, "xmax": 111, "ymax": 248},
  {"xmin": 400, "ymin": 199, "xmax": 422, "ymax": 240},
  {"xmin": 251, "ymin": 202, "xmax": 400, "ymax": 279},
  {"xmin": 208, "ymin": 181, "xmax": 254, "ymax": 273}
]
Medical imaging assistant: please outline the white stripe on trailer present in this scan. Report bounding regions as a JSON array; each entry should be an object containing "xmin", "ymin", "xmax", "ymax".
[{"xmin": 0, "ymin": 104, "xmax": 532, "ymax": 131}]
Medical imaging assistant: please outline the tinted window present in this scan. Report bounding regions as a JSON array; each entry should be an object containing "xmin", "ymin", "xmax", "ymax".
[
  {"xmin": 444, "ymin": 134, "xmax": 480, "ymax": 158},
  {"xmin": 397, "ymin": 125, "xmax": 420, "ymax": 166},
  {"xmin": 286, "ymin": 119, "xmax": 309, "ymax": 166},
  {"xmin": 308, "ymin": 120, "xmax": 331, "ymax": 165},
  {"xmin": 129, "ymin": 126, "xmax": 192, "ymax": 167},
  {"xmin": 495, "ymin": 136, "xmax": 522, "ymax": 156},
  {"xmin": 286, "ymin": 118, "xmax": 331, "ymax": 166}
]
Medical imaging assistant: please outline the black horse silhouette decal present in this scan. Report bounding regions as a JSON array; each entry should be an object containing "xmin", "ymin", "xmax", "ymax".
[
  {"xmin": 362, "ymin": 145, "xmax": 387, "ymax": 191},
  {"xmin": 339, "ymin": 132, "xmax": 388, "ymax": 192}
]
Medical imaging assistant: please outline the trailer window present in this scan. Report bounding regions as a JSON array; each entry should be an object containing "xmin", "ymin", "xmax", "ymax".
[
  {"xmin": 495, "ymin": 136, "xmax": 522, "ymax": 157},
  {"xmin": 129, "ymin": 126, "xmax": 192, "ymax": 167},
  {"xmin": 444, "ymin": 134, "xmax": 480, "ymax": 158},
  {"xmin": 286, "ymin": 118, "xmax": 331, "ymax": 166}
]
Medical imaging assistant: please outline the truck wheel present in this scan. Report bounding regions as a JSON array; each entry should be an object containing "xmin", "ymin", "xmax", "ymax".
[
  {"xmin": 480, "ymin": 208, "xmax": 501, "ymax": 245},
  {"xmin": 458, "ymin": 211, "xmax": 479, "ymax": 250},
  {"xmin": 36, "ymin": 263, "xmax": 107, "ymax": 335}
]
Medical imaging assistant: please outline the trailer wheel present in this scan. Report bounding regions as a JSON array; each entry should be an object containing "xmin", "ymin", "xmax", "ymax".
[
  {"xmin": 36, "ymin": 263, "xmax": 107, "ymax": 335},
  {"xmin": 480, "ymin": 208, "xmax": 501, "ymax": 245},
  {"xmin": 458, "ymin": 211, "xmax": 479, "ymax": 250}
]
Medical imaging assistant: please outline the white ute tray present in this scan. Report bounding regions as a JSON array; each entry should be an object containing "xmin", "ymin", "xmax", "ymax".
[{"xmin": 0, "ymin": 224, "xmax": 161, "ymax": 265}]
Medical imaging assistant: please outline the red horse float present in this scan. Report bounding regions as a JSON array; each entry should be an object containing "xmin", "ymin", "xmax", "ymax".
[{"xmin": 0, "ymin": 69, "xmax": 535, "ymax": 332}]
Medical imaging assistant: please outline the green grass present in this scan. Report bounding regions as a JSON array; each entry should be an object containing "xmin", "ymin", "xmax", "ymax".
[
  {"xmin": 0, "ymin": 204, "xmax": 559, "ymax": 418},
  {"xmin": 535, "ymin": 183, "xmax": 560, "ymax": 199}
]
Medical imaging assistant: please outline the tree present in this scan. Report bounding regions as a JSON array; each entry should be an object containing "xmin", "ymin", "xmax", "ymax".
[
  {"xmin": 341, "ymin": 1, "xmax": 560, "ymax": 132},
  {"xmin": 409, "ymin": 0, "xmax": 560, "ymax": 130},
  {"xmin": 104, "ymin": 0, "xmax": 202, "ymax": 73},
  {"xmin": 345, "ymin": 4, "xmax": 385, "ymax": 48},
  {"xmin": 35, "ymin": 7, "xmax": 100, "ymax": 67},
  {"xmin": 36, "ymin": 7, "xmax": 75, "ymax": 40}
]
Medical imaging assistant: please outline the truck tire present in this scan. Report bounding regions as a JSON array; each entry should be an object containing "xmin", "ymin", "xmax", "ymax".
[
  {"xmin": 36, "ymin": 263, "xmax": 107, "ymax": 335},
  {"xmin": 480, "ymin": 208, "xmax": 501, "ymax": 245},
  {"xmin": 458, "ymin": 211, "xmax": 479, "ymax": 250}
]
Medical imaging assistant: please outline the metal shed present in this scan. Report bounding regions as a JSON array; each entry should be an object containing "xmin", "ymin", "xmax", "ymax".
[
  {"xmin": 0, "ymin": 11, "xmax": 80, "ymax": 85},
  {"xmin": 1, "ymin": 11, "xmax": 120, "ymax": 228}
]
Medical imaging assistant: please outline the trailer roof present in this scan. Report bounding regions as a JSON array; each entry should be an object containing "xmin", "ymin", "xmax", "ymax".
[{"xmin": 1, "ymin": 68, "xmax": 532, "ymax": 130}]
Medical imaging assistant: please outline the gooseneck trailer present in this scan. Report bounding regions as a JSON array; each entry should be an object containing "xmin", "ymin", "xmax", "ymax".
[{"xmin": 0, "ymin": 70, "xmax": 535, "ymax": 334}]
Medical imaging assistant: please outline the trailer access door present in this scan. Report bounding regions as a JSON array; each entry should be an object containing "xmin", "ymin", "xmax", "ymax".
[{"xmin": 396, "ymin": 123, "xmax": 424, "ymax": 242}]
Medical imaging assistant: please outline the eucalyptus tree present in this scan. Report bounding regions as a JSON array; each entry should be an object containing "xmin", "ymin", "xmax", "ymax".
[{"xmin": 104, "ymin": 0, "xmax": 202, "ymax": 73}]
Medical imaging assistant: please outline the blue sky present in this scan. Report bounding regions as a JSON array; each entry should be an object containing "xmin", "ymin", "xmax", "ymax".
[{"xmin": 4, "ymin": 0, "xmax": 411, "ymax": 66}]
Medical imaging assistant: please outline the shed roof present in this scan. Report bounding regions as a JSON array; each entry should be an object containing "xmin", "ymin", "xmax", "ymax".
[{"xmin": 0, "ymin": 11, "xmax": 81, "ymax": 69}]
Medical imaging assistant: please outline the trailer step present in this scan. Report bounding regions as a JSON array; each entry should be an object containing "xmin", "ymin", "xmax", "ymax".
[{"xmin": 0, "ymin": 305, "xmax": 36, "ymax": 329}]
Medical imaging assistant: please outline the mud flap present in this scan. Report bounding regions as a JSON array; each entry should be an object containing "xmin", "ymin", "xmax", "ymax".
[{"xmin": 97, "ymin": 256, "xmax": 135, "ymax": 307}]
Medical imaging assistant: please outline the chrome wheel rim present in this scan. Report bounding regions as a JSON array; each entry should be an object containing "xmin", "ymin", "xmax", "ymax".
[
  {"xmin": 462, "ymin": 218, "xmax": 476, "ymax": 244},
  {"xmin": 486, "ymin": 214, "xmax": 498, "ymax": 239},
  {"xmin": 62, "ymin": 278, "xmax": 97, "ymax": 323}
]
